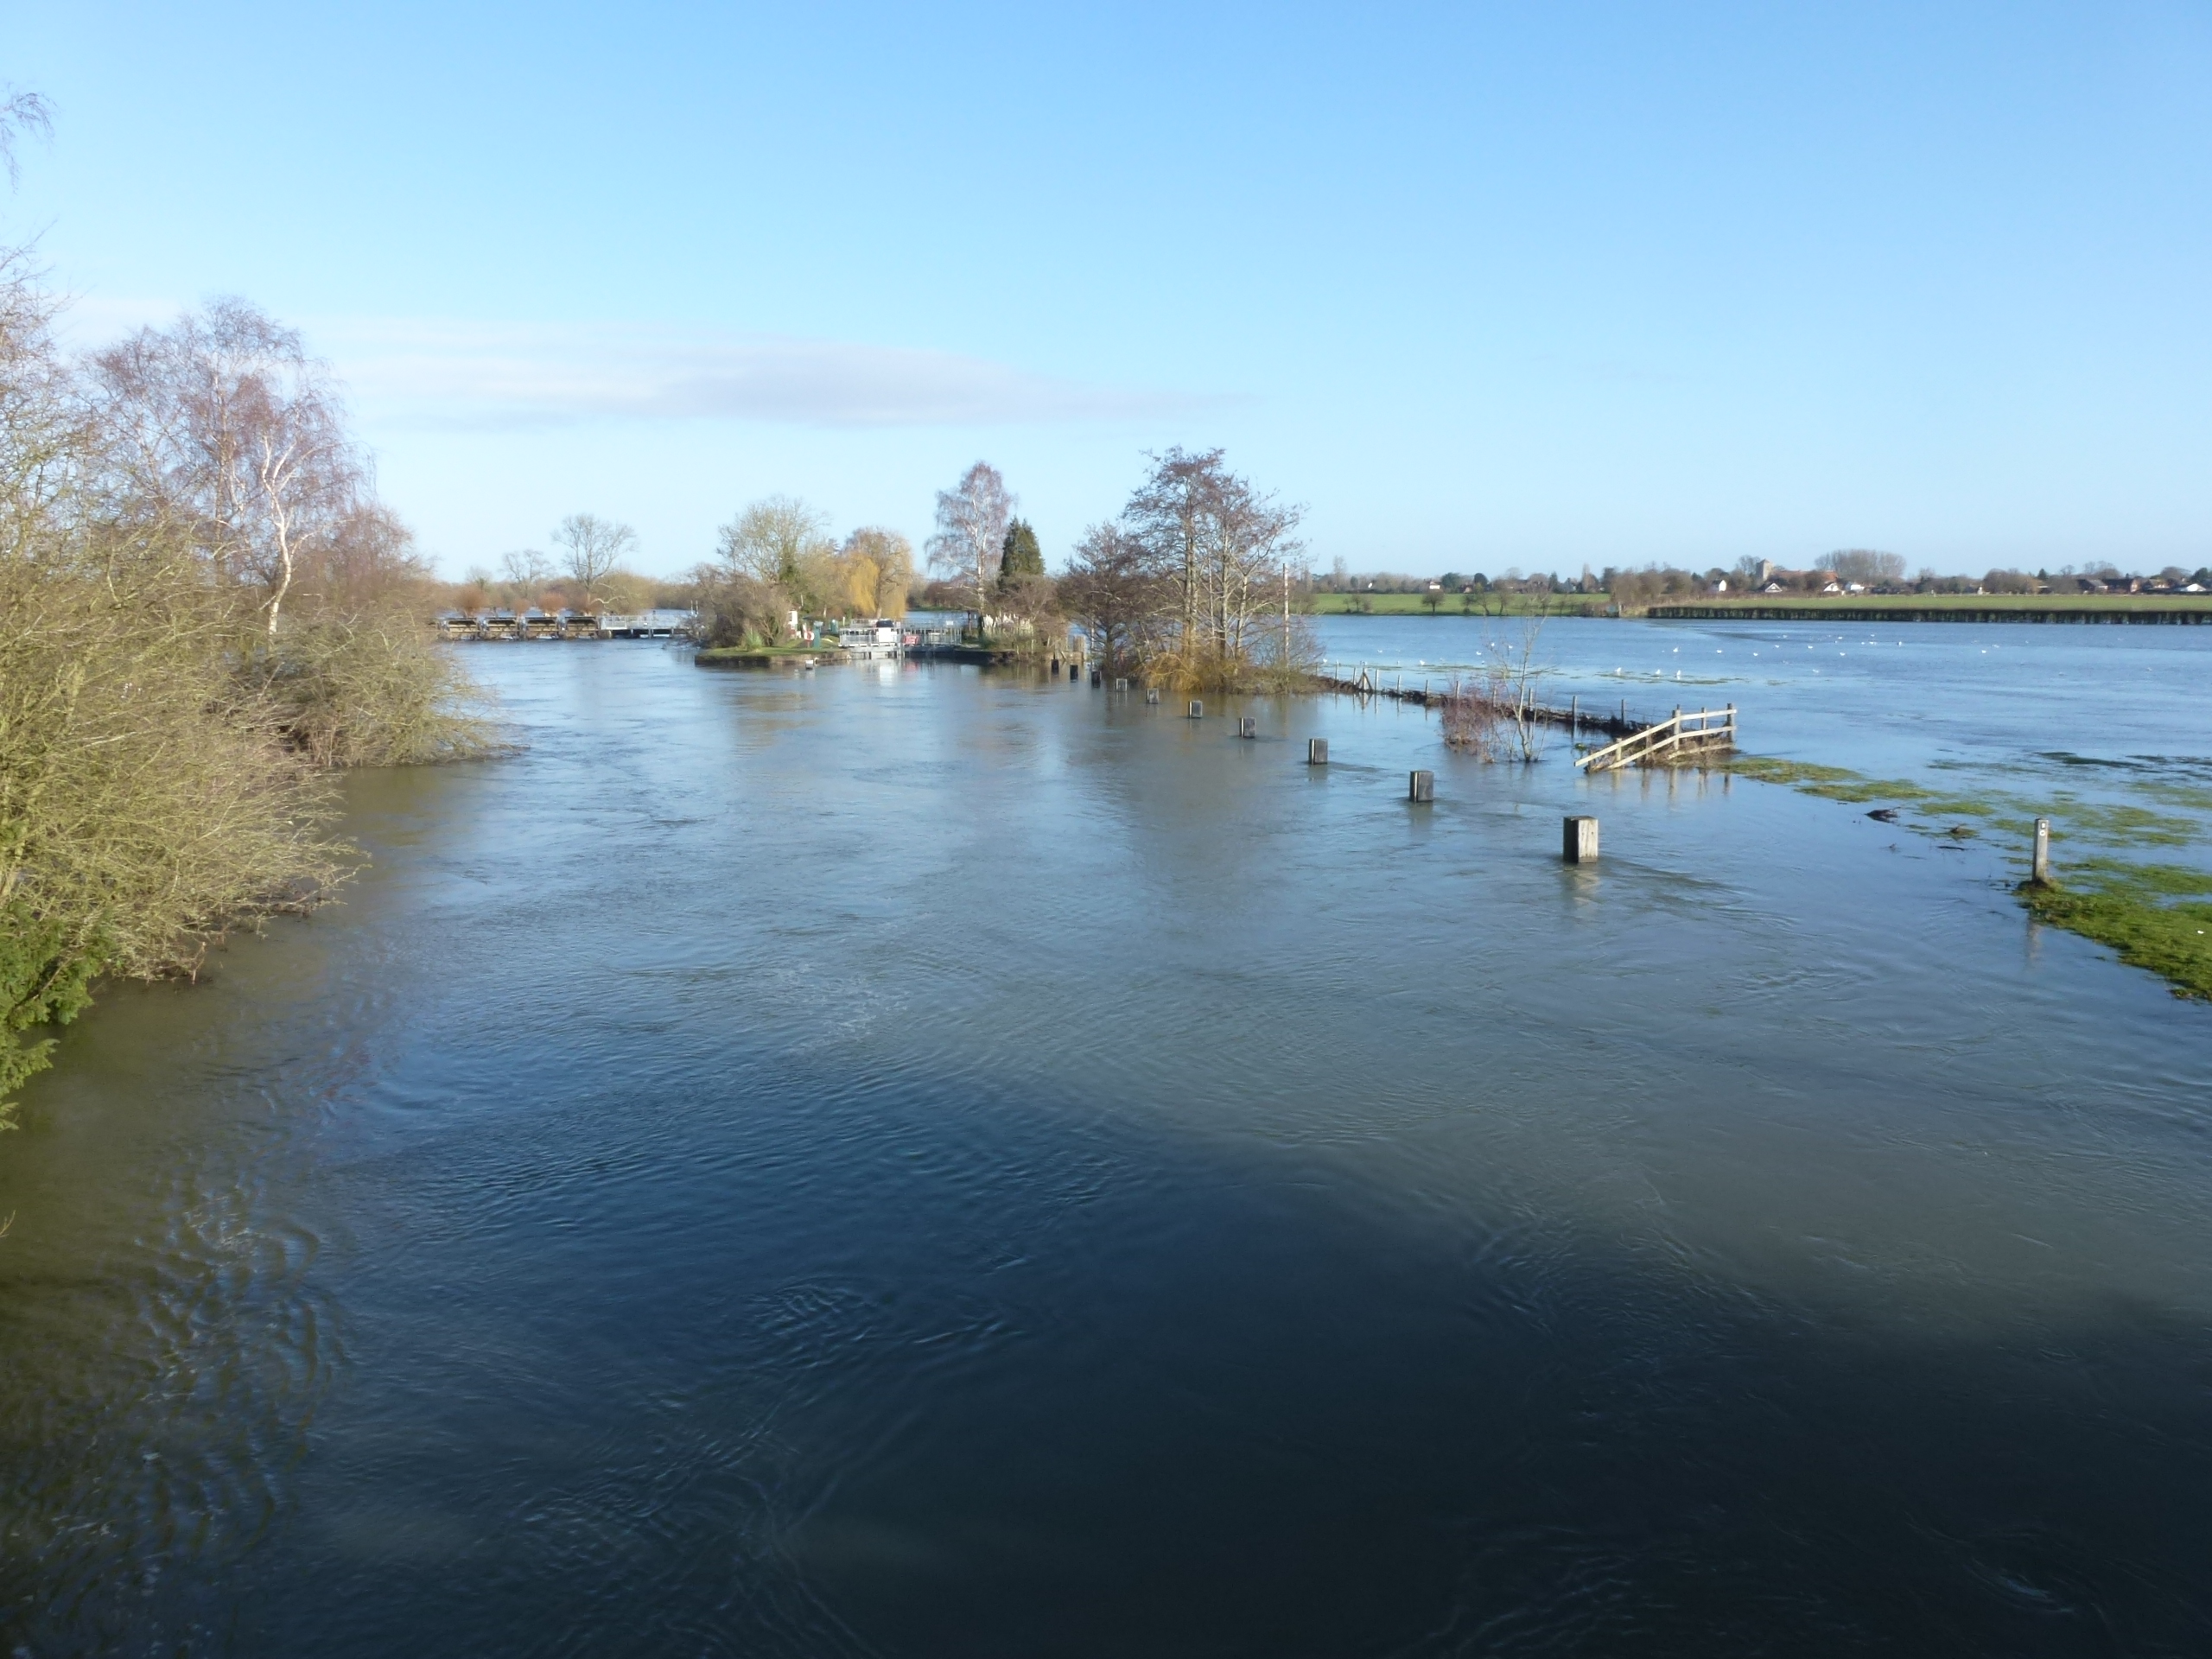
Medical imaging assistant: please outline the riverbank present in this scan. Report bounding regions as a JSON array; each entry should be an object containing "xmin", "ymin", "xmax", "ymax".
[
  {"xmin": 1309, "ymin": 592, "xmax": 2212, "ymax": 623},
  {"xmin": 1649, "ymin": 594, "xmax": 2212, "ymax": 623},
  {"xmin": 1308, "ymin": 592, "xmax": 1609, "ymax": 615}
]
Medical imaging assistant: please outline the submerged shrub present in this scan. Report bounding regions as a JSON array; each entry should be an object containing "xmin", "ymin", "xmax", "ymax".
[
  {"xmin": 250, "ymin": 606, "xmax": 494, "ymax": 768},
  {"xmin": 0, "ymin": 266, "xmax": 487, "ymax": 1119}
]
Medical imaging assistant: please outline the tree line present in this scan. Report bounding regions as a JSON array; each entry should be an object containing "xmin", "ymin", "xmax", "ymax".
[
  {"xmin": 1, "ymin": 249, "xmax": 489, "ymax": 1116},
  {"xmin": 692, "ymin": 450, "xmax": 1315, "ymax": 691}
]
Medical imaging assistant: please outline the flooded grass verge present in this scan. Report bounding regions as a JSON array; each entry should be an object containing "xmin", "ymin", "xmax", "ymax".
[
  {"xmin": 1724, "ymin": 754, "xmax": 2212, "ymax": 999},
  {"xmin": 2024, "ymin": 868, "xmax": 2212, "ymax": 1000}
]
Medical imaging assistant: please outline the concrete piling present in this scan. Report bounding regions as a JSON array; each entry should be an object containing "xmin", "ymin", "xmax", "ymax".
[
  {"xmin": 1189, "ymin": 699, "xmax": 1204, "ymax": 719},
  {"xmin": 1307, "ymin": 737, "xmax": 1328, "ymax": 766},
  {"xmin": 1239, "ymin": 715, "xmax": 1256, "ymax": 738},
  {"xmin": 1563, "ymin": 816, "xmax": 1599, "ymax": 863},
  {"xmin": 1145, "ymin": 688, "xmax": 1160, "ymax": 705},
  {"xmin": 2032, "ymin": 817, "xmax": 2051, "ymax": 885},
  {"xmin": 1408, "ymin": 769, "xmax": 1433, "ymax": 803},
  {"xmin": 1115, "ymin": 677, "xmax": 1128, "ymax": 693}
]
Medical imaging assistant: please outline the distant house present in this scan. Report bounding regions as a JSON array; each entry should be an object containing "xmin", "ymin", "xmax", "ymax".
[
  {"xmin": 1426, "ymin": 580, "xmax": 1442, "ymax": 592},
  {"xmin": 1713, "ymin": 578, "xmax": 1730, "ymax": 593}
]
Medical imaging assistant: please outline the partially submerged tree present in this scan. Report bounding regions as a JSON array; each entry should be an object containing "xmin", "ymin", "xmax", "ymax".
[
  {"xmin": 926, "ymin": 461, "xmax": 1013, "ymax": 637},
  {"xmin": 1059, "ymin": 523, "xmax": 1154, "ymax": 676},
  {"xmin": 1120, "ymin": 448, "xmax": 1305, "ymax": 690},
  {"xmin": 0, "ymin": 251, "xmax": 490, "ymax": 1116}
]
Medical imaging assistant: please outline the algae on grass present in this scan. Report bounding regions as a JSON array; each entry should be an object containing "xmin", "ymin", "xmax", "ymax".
[
  {"xmin": 1725, "ymin": 753, "xmax": 2212, "ymax": 1001},
  {"xmin": 2024, "ymin": 867, "xmax": 2212, "ymax": 1001},
  {"xmin": 1723, "ymin": 755, "xmax": 2011, "ymax": 825}
]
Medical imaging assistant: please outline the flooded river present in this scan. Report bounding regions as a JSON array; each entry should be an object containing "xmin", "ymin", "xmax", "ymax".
[{"xmin": 3, "ymin": 620, "xmax": 2209, "ymax": 1655}]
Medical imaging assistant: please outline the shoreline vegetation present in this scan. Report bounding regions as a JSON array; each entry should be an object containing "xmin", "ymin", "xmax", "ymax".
[
  {"xmin": 695, "ymin": 449, "xmax": 1320, "ymax": 696},
  {"xmin": 1, "ymin": 259, "xmax": 494, "ymax": 1119}
]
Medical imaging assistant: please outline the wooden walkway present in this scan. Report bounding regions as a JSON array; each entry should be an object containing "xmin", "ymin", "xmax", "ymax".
[
  {"xmin": 1319, "ymin": 670, "xmax": 1738, "ymax": 769},
  {"xmin": 1318, "ymin": 670, "xmax": 1647, "ymax": 741},
  {"xmin": 1573, "ymin": 705, "xmax": 1737, "ymax": 772}
]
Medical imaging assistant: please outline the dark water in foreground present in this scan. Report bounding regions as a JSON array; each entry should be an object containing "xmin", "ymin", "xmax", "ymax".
[{"xmin": 4, "ymin": 628, "xmax": 2211, "ymax": 1656}]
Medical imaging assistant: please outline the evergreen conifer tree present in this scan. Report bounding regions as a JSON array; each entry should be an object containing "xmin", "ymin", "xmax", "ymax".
[{"xmin": 999, "ymin": 518, "xmax": 1045, "ymax": 589}]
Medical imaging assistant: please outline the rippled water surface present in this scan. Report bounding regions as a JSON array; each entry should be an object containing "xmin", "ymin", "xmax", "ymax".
[{"xmin": 4, "ymin": 623, "xmax": 2210, "ymax": 1656}]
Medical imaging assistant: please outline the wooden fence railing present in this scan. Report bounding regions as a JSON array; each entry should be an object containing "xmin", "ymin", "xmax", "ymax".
[{"xmin": 1574, "ymin": 705, "xmax": 1736, "ymax": 772}]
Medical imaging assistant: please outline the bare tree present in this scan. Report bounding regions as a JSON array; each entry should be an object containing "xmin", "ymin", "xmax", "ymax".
[
  {"xmin": 86, "ymin": 299, "xmax": 360, "ymax": 636},
  {"xmin": 500, "ymin": 548, "xmax": 552, "ymax": 607},
  {"xmin": 926, "ymin": 461, "xmax": 1013, "ymax": 638},
  {"xmin": 0, "ymin": 87, "xmax": 52, "ymax": 189},
  {"xmin": 716, "ymin": 496, "xmax": 835, "ymax": 613},
  {"xmin": 552, "ymin": 512, "xmax": 633, "ymax": 607},
  {"xmin": 1059, "ymin": 523, "xmax": 1154, "ymax": 676},
  {"xmin": 1121, "ymin": 448, "xmax": 1302, "ymax": 681},
  {"xmin": 1442, "ymin": 609, "xmax": 1552, "ymax": 762},
  {"xmin": 1831, "ymin": 549, "xmax": 1906, "ymax": 588},
  {"xmin": 1123, "ymin": 447, "xmax": 1219, "ymax": 646}
]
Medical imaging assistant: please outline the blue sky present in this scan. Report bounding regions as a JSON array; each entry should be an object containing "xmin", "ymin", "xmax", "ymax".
[{"xmin": 6, "ymin": 2, "xmax": 2209, "ymax": 577}]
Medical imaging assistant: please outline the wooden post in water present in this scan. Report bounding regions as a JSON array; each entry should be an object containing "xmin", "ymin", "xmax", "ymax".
[
  {"xmin": 2032, "ymin": 817, "xmax": 2052, "ymax": 885},
  {"xmin": 1308, "ymin": 737, "xmax": 1328, "ymax": 765},
  {"xmin": 1239, "ymin": 715, "xmax": 1256, "ymax": 738},
  {"xmin": 1408, "ymin": 769, "xmax": 1433, "ymax": 803},
  {"xmin": 1189, "ymin": 699, "xmax": 1204, "ymax": 719},
  {"xmin": 1563, "ymin": 816, "xmax": 1599, "ymax": 863}
]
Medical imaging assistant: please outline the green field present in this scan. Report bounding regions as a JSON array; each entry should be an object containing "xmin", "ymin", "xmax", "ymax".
[
  {"xmin": 1306, "ymin": 592, "xmax": 1607, "ymax": 615},
  {"xmin": 1647, "ymin": 594, "xmax": 2212, "ymax": 621},
  {"xmin": 1306, "ymin": 591, "xmax": 2212, "ymax": 621}
]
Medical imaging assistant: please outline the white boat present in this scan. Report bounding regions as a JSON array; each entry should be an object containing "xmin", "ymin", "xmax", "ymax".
[{"xmin": 837, "ymin": 619, "xmax": 903, "ymax": 658}]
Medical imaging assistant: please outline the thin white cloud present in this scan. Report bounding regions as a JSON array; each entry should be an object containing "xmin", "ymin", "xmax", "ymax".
[{"xmin": 315, "ymin": 318, "xmax": 1198, "ymax": 430}]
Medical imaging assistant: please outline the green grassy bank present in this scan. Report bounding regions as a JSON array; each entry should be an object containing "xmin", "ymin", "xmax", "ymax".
[
  {"xmin": 1306, "ymin": 592, "xmax": 1610, "ymax": 616},
  {"xmin": 1649, "ymin": 594, "xmax": 2212, "ymax": 622}
]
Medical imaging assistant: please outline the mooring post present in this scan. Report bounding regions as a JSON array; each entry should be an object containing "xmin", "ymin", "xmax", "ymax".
[
  {"xmin": 1115, "ymin": 677, "xmax": 1128, "ymax": 693},
  {"xmin": 2032, "ymin": 817, "xmax": 2052, "ymax": 885},
  {"xmin": 1408, "ymin": 769, "xmax": 1433, "ymax": 803},
  {"xmin": 1308, "ymin": 737, "xmax": 1328, "ymax": 765},
  {"xmin": 1571, "ymin": 694, "xmax": 1579, "ymax": 738},
  {"xmin": 1146, "ymin": 687, "xmax": 1160, "ymax": 705},
  {"xmin": 1070, "ymin": 663, "xmax": 1080, "ymax": 682},
  {"xmin": 1563, "ymin": 816, "xmax": 1599, "ymax": 864},
  {"xmin": 1189, "ymin": 699, "xmax": 1204, "ymax": 719},
  {"xmin": 1239, "ymin": 715, "xmax": 1256, "ymax": 738}
]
